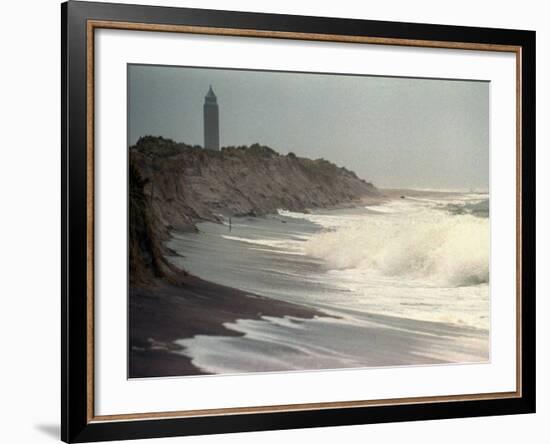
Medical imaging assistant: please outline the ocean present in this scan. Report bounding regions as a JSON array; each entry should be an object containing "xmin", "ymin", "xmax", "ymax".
[{"xmin": 167, "ymin": 191, "xmax": 490, "ymax": 374}]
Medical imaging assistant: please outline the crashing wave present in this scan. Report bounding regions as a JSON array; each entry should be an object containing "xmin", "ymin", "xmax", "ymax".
[{"xmin": 298, "ymin": 207, "xmax": 489, "ymax": 288}]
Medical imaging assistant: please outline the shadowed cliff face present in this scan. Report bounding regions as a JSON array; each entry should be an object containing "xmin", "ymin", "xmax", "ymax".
[
  {"xmin": 128, "ymin": 161, "xmax": 188, "ymax": 286},
  {"xmin": 130, "ymin": 136, "xmax": 379, "ymax": 232}
]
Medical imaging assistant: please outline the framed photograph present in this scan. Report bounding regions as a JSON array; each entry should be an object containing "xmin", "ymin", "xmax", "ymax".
[{"xmin": 61, "ymin": 1, "xmax": 536, "ymax": 442}]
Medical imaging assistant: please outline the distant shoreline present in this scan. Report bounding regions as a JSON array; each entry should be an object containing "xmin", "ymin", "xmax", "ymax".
[{"xmin": 380, "ymin": 188, "xmax": 489, "ymax": 197}]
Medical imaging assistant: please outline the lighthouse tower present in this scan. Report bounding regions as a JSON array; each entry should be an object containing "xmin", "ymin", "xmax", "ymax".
[{"xmin": 203, "ymin": 85, "xmax": 220, "ymax": 150}]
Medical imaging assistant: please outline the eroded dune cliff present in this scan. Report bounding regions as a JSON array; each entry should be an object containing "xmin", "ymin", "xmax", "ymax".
[{"xmin": 130, "ymin": 136, "xmax": 379, "ymax": 233}]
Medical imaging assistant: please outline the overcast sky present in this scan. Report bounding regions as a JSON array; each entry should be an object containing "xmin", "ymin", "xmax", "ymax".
[{"xmin": 128, "ymin": 64, "xmax": 489, "ymax": 190}]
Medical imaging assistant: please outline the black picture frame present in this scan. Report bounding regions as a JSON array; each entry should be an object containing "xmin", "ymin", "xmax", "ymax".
[{"xmin": 62, "ymin": 1, "xmax": 536, "ymax": 442}]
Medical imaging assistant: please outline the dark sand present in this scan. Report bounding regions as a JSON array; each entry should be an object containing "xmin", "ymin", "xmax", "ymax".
[{"xmin": 129, "ymin": 275, "xmax": 322, "ymax": 378}]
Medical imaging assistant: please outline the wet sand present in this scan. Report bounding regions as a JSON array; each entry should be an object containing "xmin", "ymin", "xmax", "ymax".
[{"xmin": 129, "ymin": 275, "xmax": 323, "ymax": 378}]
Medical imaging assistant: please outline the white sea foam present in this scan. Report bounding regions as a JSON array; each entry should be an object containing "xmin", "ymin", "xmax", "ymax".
[
  {"xmin": 221, "ymin": 234, "xmax": 305, "ymax": 255},
  {"xmin": 280, "ymin": 198, "xmax": 489, "ymax": 288},
  {"xmin": 304, "ymin": 213, "xmax": 489, "ymax": 287}
]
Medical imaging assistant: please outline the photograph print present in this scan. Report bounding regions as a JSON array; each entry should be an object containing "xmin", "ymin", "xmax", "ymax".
[{"xmin": 128, "ymin": 64, "xmax": 490, "ymax": 379}]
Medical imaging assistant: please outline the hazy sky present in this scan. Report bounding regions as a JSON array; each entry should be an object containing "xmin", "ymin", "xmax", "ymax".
[{"xmin": 128, "ymin": 64, "xmax": 489, "ymax": 190}]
